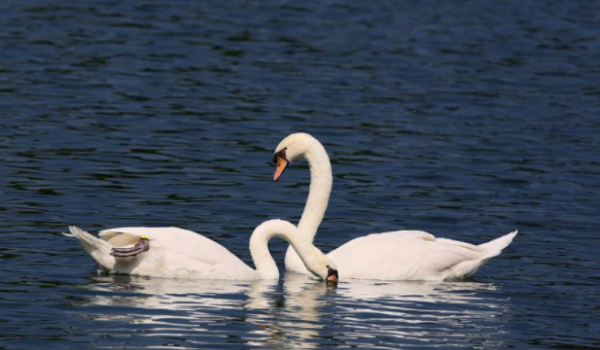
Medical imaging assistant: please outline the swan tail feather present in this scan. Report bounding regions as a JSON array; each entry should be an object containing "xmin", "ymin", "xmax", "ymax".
[
  {"xmin": 478, "ymin": 230, "xmax": 518, "ymax": 259},
  {"xmin": 66, "ymin": 226, "xmax": 115, "ymax": 270},
  {"xmin": 445, "ymin": 230, "xmax": 518, "ymax": 280}
]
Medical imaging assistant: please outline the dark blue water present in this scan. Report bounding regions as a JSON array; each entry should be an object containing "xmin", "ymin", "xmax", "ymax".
[{"xmin": 1, "ymin": 0, "xmax": 599, "ymax": 349}]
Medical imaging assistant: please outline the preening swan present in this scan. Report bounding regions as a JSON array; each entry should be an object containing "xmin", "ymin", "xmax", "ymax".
[
  {"xmin": 63, "ymin": 219, "xmax": 338, "ymax": 281},
  {"xmin": 273, "ymin": 133, "xmax": 517, "ymax": 281}
]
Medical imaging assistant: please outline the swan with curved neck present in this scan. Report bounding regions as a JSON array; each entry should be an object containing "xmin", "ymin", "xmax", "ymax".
[
  {"xmin": 273, "ymin": 133, "xmax": 517, "ymax": 281},
  {"xmin": 63, "ymin": 219, "xmax": 338, "ymax": 281},
  {"xmin": 273, "ymin": 133, "xmax": 333, "ymax": 273}
]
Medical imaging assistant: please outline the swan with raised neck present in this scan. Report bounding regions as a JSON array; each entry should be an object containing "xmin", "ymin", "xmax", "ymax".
[
  {"xmin": 273, "ymin": 133, "xmax": 333, "ymax": 273},
  {"xmin": 272, "ymin": 132, "xmax": 518, "ymax": 281}
]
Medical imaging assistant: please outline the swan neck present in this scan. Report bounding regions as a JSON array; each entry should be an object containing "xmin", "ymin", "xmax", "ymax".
[
  {"xmin": 298, "ymin": 142, "xmax": 332, "ymax": 241},
  {"xmin": 250, "ymin": 221, "xmax": 318, "ymax": 279},
  {"xmin": 249, "ymin": 231, "xmax": 279, "ymax": 280}
]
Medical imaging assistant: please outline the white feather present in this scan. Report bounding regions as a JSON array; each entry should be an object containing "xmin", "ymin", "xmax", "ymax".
[
  {"xmin": 64, "ymin": 220, "xmax": 335, "ymax": 281},
  {"xmin": 275, "ymin": 133, "xmax": 518, "ymax": 281}
]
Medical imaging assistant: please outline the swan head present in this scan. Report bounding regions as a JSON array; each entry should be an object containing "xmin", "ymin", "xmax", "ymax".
[
  {"xmin": 303, "ymin": 247, "xmax": 339, "ymax": 283},
  {"xmin": 326, "ymin": 265, "xmax": 339, "ymax": 283},
  {"xmin": 273, "ymin": 133, "xmax": 320, "ymax": 181}
]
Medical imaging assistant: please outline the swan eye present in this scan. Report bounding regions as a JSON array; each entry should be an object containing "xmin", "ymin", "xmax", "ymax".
[{"xmin": 272, "ymin": 148, "xmax": 287, "ymax": 164}]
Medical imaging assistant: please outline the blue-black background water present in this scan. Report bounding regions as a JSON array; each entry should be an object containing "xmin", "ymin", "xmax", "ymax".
[{"xmin": 1, "ymin": 0, "xmax": 599, "ymax": 349}]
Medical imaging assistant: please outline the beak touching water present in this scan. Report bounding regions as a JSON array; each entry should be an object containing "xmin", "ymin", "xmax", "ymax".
[
  {"xmin": 273, "ymin": 148, "xmax": 288, "ymax": 182},
  {"xmin": 326, "ymin": 265, "xmax": 339, "ymax": 283}
]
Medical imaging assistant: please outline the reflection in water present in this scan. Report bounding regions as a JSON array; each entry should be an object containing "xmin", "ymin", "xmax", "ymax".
[
  {"xmin": 332, "ymin": 279, "xmax": 508, "ymax": 348},
  {"xmin": 80, "ymin": 275, "xmax": 279, "ymax": 346},
  {"xmin": 75, "ymin": 274, "xmax": 509, "ymax": 349}
]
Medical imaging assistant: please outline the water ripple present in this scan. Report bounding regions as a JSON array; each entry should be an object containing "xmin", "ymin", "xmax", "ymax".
[{"xmin": 1, "ymin": 0, "xmax": 599, "ymax": 349}]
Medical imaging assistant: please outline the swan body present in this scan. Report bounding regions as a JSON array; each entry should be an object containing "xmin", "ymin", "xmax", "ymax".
[
  {"xmin": 273, "ymin": 133, "xmax": 517, "ymax": 281},
  {"xmin": 327, "ymin": 229, "xmax": 517, "ymax": 281},
  {"xmin": 63, "ymin": 219, "xmax": 337, "ymax": 281}
]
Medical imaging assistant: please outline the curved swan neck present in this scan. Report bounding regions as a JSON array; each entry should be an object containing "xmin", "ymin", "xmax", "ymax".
[
  {"xmin": 297, "ymin": 140, "xmax": 332, "ymax": 242},
  {"xmin": 250, "ymin": 220, "xmax": 320, "ymax": 279}
]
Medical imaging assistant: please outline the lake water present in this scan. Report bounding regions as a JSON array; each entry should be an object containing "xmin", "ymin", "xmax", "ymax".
[{"xmin": 1, "ymin": 0, "xmax": 599, "ymax": 349}]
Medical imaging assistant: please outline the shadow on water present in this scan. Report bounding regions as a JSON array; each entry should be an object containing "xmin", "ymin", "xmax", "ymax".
[{"xmin": 65, "ymin": 274, "xmax": 509, "ymax": 349}]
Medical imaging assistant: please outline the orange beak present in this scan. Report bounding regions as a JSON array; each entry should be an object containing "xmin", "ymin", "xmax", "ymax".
[{"xmin": 273, "ymin": 155, "xmax": 288, "ymax": 182}]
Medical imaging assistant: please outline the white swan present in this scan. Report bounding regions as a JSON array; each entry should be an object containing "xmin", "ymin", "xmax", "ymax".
[
  {"xmin": 273, "ymin": 133, "xmax": 517, "ymax": 281},
  {"xmin": 63, "ymin": 219, "xmax": 338, "ymax": 281}
]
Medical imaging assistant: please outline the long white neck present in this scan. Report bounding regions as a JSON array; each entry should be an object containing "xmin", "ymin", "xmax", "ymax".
[
  {"xmin": 250, "ymin": 220, "xmax": 321, "ymax": 280},
  {"xmin": 297, "ymin": 140, "xmax": 332, "ymax": 242}
]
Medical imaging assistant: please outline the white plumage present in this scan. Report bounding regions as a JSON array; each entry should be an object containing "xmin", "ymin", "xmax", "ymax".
[
  {"xmin": 327, "ymin": 230, "xmax": 517, "ymax": 281},
  {"xmin": 273, "ymin": 133, "xmax": 518, "ymax": 281},
  {"xmin": 63, "ymin": 220, "xmax": 337, "ymax": 281}
]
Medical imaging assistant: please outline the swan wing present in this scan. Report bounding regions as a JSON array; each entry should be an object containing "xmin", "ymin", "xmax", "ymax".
[
  {"xmin": 100, "ymin": 226, "xmax": 244, "ymax": 266},
  {"xmin": 328, "ymin": 230, "xmax": 485, "ymax": 280}
]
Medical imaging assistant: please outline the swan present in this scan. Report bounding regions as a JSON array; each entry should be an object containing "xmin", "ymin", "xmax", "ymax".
[
  {"xmin": 273, "ymin": 132, "xmax": 517, "ymax": 281},
  {"xmin": 62, "ymin": 219, "xmax": 338, "ymax": 281}
]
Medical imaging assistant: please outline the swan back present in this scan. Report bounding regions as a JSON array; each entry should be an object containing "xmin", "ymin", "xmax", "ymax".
[
  {"xmin": 100, "ymin": 227, "xmax": 242, "ymax": 267},
  {"xmin": 326, "ymin": 229, "xmax": 518, "ymax": 281},
  {"xmin": 327, "ymin": 231, "xmax": 480, "ymax": 281},
  {"xmin": 69, "ymin": 226, "xmax": 256, "ymax": 279}
]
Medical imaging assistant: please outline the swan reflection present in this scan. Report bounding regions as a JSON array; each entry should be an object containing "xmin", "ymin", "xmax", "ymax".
[
  {"xmin": 331, "ymin": 279, "xmax": 508, "ymax": 348},
  {"xmin": 82, "ymin": 274, "xmax": 278, "ymax": 315},
  {"xmin": 76, "ymin": 274, "xmax": 508, "ymax": 349}
]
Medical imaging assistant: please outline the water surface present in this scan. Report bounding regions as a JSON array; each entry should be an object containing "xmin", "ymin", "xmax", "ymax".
[{"xmin": 1, "ymin": 0, "xmax": 599, "ymax": 349}]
